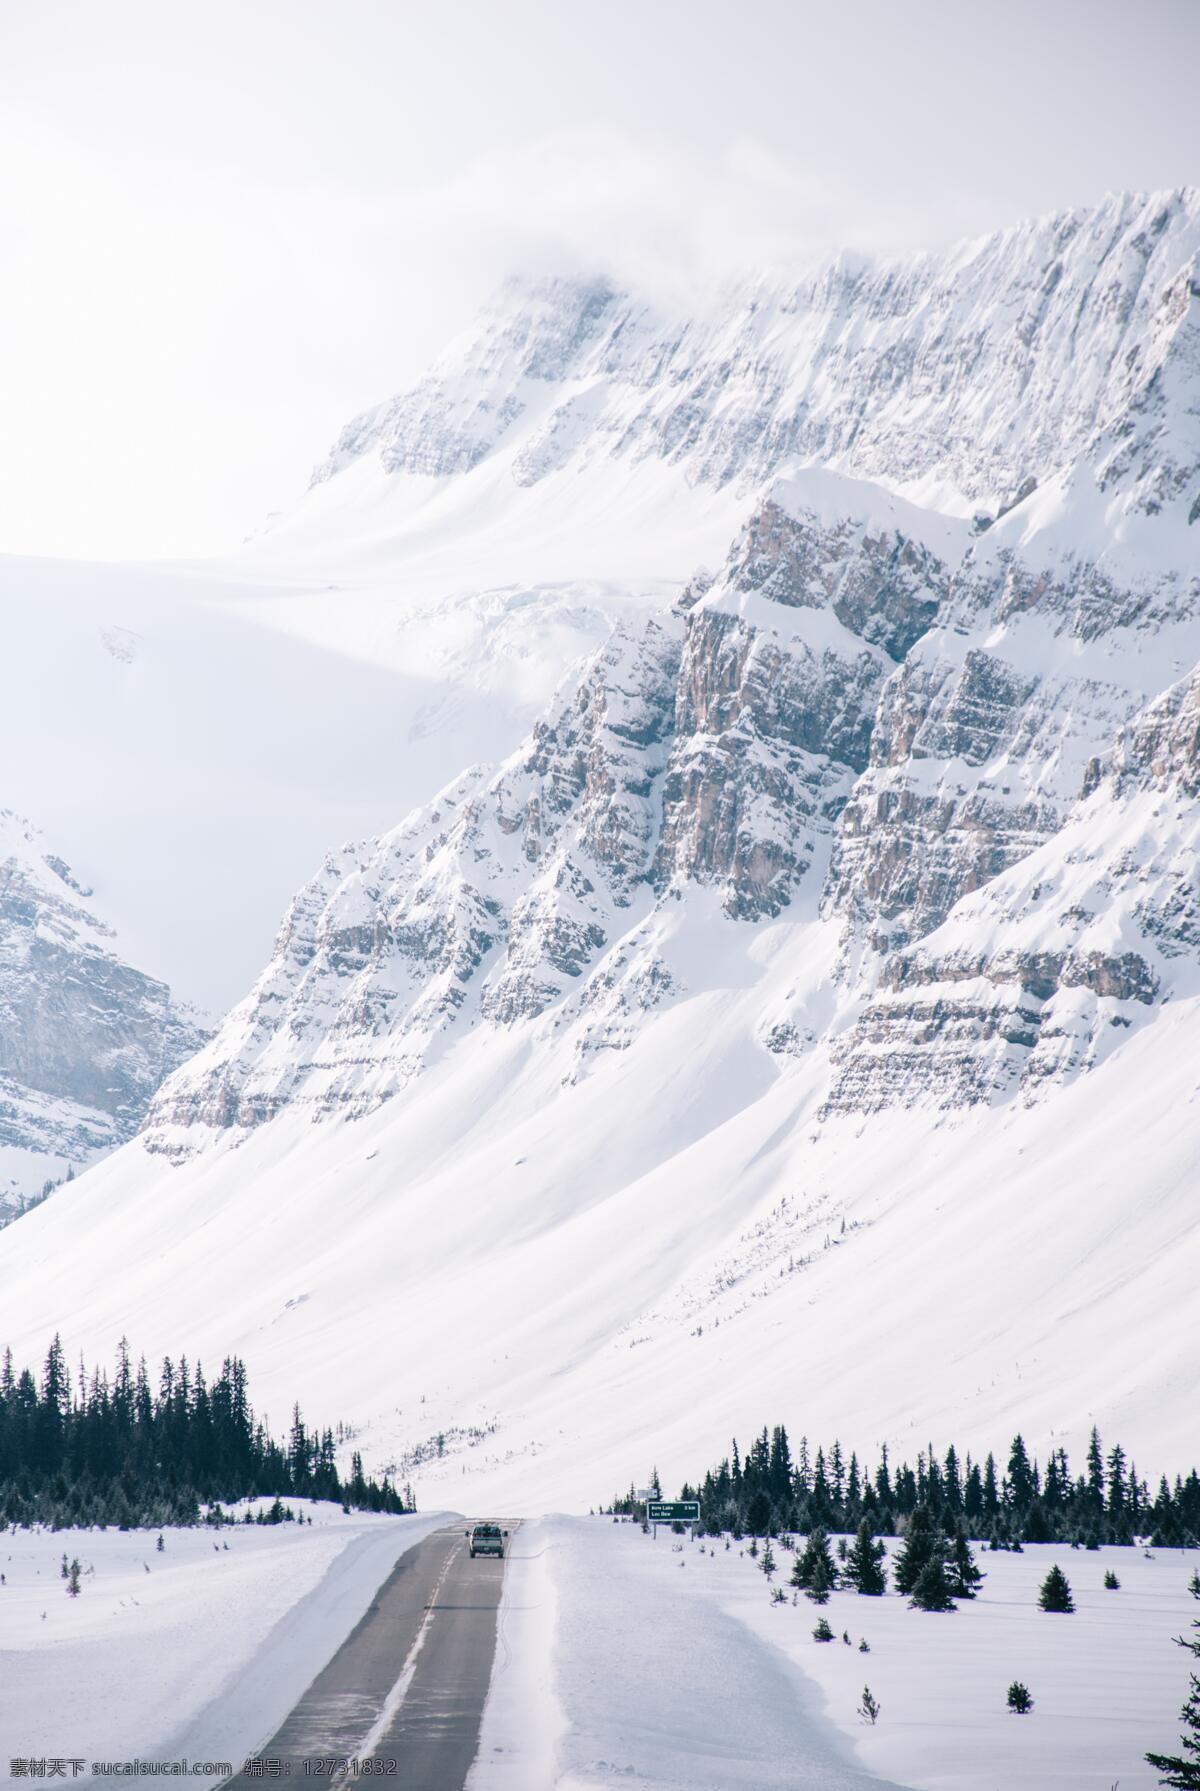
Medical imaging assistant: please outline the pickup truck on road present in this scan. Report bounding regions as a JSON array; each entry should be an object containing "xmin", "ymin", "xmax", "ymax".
[{"xmin": 466, "ymin": 1522, "xmax": 507, "ymax": 1558}]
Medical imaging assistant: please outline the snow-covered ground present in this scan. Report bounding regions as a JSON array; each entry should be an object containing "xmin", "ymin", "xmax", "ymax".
[
  {"xmin": 0, "ymin": 1503, "xmax": 448, "ymax": 1788},
  {"xmin": 471, "ymin": 1516, "xmax": 1200, "ymax": 1791}
]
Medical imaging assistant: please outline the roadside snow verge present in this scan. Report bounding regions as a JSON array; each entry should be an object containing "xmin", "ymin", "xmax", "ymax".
[
  {"xmin": 469, "ymin": 1515, "xmax": 904, "ymax": 1790},
  {"xmin": 0, "ymin": 1504, "xmax": 450, "ymax": 1787},
  {"xmin": 467, "ymin": 1517, "xmax": 566, "ymax": 1788}
]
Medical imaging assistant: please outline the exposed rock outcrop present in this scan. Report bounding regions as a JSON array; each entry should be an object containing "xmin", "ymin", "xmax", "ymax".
[{"xmin": 0, "ymin": 812, "xmax": 206, "ymax": 1211}]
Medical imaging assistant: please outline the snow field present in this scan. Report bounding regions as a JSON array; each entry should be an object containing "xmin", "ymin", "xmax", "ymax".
[
  {"xmin": 470, "ymin": 1515, "xmax": 907, "ymax": 1790},
  {"xmin": 0, "ymin": 1502, "xmax": 448, "ymax": 1787},
  {"xmin": 480, "ymin": 1518, "xmax": 1200, "ymax": 1791},
  {"xmin": 701, "ymin": 1530, "xmax": 1200, "ymax": 1790}
]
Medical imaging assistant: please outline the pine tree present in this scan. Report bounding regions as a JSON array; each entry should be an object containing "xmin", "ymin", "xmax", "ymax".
[
  {"xmin": 791, "ymin": 1525, "xmax": 836, "ymax": 1601},
  {"xmin": 893, "ymin": 1505, "xmax": 942, "ymax": 1596},
  {"xmin": 1006, "ymin": 1435, "xmax": 1036, "ymax": 1511},
  {"xmin": 910, "ymin": 1554, "xmax": 957, "ymax": 1612},
  {"xmin": 949, "ymin": 1526, "xmax": 984, "ymax": 1598},
  {"xmin": 65, "ymin": 1558, "xmax": 81, "ymax": 1597},
  {"xmin": 1007, "ymin": 1681, "xmax": 1034, "ymax": 1715},
  {"xmin": 858, "ymin": 1686, "xmax": 881, "ymax": 1725},
  {"xmin": 1146, "ymin": 1618, "xmax": 1200, "ymax": 1787},
  {"xmin": 1039, "ymin": 1565, "xmax": 1075, "ymax": 1612},
  {"xmin": 812, "ymin": 1616, "xmax": 835, "ymax": 1642},
  {"xmin": 1105, "ymin": 1569, "xmax": 1120, "ymax": 1590},
  {"xmin": 845, "ymin": 1520, "xmax": 887, "ymax": 1595}
]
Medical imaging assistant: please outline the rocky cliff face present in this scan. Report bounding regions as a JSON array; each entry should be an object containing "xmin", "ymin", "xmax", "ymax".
[
  {"xmin": 150, "ymin": 422, "xmax": 1200, "ymax": 1153},
  {"xmin": 312, "ymin": 189, "xmax": 1200, "ymax": 519},
  {"xmin": 146, "ymin": 187, "xmax": 1200, "ymax": 1152},
  {"xmin": 0, "ymin": 812, "xmax": 207, "ymax": 1214}
]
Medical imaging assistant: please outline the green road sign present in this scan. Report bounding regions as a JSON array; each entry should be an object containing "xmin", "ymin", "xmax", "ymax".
[{"xmin": 647, "ymin": 1500, "xmax": 700, "ymax": 1523}]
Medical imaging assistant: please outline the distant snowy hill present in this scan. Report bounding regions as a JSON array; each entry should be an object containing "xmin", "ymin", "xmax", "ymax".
[
  {"xmin": 1, "ymin": 187, "xmax": 1198, "ymax": 1505},
  {"xmin": 0, "ymin": 810, "xmax": 205, "ymax": 1210}
]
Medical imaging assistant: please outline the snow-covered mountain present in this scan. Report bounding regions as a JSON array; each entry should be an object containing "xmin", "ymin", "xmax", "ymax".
[
  {"xmin": 0, "ymin": 811, "xmax": 205, "ymax": 1213},
  {"xmin": 292, "ymin": 186, "xmax": 1200, "ymax": 544},
  {"xmin": 1, "ymin": 187, "xmax": 1198, "ymax": 1508}
]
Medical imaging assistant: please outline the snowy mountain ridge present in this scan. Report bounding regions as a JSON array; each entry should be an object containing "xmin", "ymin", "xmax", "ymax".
[
  {"xmin": 307, "ymin": 187, "xmax": 1200, "ymax": 529},
  {"xmin": 2, "ymin": 188, "xmax": 1199, "ymax": 1504}
]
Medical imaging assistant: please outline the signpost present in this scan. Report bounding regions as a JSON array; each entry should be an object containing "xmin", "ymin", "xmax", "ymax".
[{"xmin": 647, "ymin": 1499, "xmax": 700, "ymax": 1536}]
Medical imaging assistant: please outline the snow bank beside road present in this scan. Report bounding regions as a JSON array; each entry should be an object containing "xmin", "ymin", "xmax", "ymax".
[
  {"xmin": 470, "ymin": 1516, "xmax": 905, "ymax": 1790},
  {"xmin": 472, "ymin": 1517, "xmax": 1199, "ymax": 1791},
  {"xmin": 0, "ymin": 1504, "xmax": 449, "ymax": 1788}
]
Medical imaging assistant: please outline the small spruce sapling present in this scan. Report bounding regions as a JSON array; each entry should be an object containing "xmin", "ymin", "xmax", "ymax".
[
  {"xmin": 156, "ymin": 1534, "xmax": 164, "ymax": 1553},
  {"xmin": 812, "ymin": 1616, "xmax": 835, "ymax": 1642},
  {"xmin": 1104, "ymin": 1569, "xmax": 1121, "ymax": 1590},
  {"xmin": 1039, "ymin": 1565, "xmax": 1075, "ymax": 1612},
  {"xmin": 65, "ymin": 1558, "xmax": 81, "ymax": 1597},
  {"xmin": 1007, "ymin": 1682, "xmax": 1034, "ymax": 1715},
  {"xmin": 859, "ymin": 1638, "xmax": 870, "ymax": 1653},
  {"xmin": 858, "ymin": 1686, "xmax": 881, "ymax": 1726}
]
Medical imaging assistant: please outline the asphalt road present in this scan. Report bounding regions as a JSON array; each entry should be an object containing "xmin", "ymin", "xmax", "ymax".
[{"xmin": 221, "ymin": 1523, "xmax": 511, "ymax": 1791}]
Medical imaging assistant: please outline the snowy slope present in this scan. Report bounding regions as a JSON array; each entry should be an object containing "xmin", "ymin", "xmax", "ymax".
[
  {"xmin": 2, "ymin": 466, "xmax": 1198, "ymax": 1505},
  {"xmin": 1, "ymin": 188, "xmax": 1198, "ymax": 1505}
]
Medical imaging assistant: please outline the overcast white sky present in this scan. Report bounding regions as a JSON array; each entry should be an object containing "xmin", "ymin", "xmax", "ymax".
[{"xmin": 2, "ymin": 0, "xmax": 1198, "ymax": 561}]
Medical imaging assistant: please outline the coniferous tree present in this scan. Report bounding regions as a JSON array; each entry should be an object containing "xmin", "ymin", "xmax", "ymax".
[
  {"xmin": 746, "ymin": 1490, "xmax": 772, "ymax": 1537},
  {"xmin": 1039, "ymin": 1565, "xmax": 1075, "ymax": 1612},
  {"xmin": 893, "ymin": 1505, "xmax": 942, "ymax": 1596},
  {"xmin": 845, "ymin": 1520, "xmax": 887, "ymax": 1595},
  {"xmin": 791, "ymin": 1525, "xmax": 837, "ymax": 1601},
  {"xmin": 0, "ymin": 1337, "xmax": 410, "ymax": 1527},
  {"xmin": 910, "ymin": 1554, "xmax": 957, "ymax": 1612},
  {"xmin": 949, "ymin": 1525, "xmax": 984, "ymax": 1598},
  {"xmin": 1007, "ymin": 1682, "xmax": 1034, "ymax": 1715},
  {"xmin": 1146, "ymin": 1617, "xmax": 1200, "ymax": 1788},
  {"xmin": 677, "ymin": 1424, "xmax": 1197, "ymax": 1559}
]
